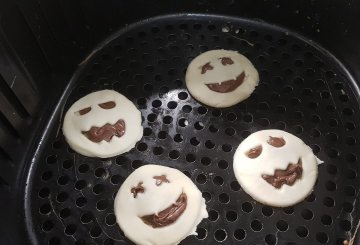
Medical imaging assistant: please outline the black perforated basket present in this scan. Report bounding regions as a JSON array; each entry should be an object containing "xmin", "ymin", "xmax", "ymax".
[
  {"xmin": 1, "ymin": 1, "xmax": 360, "ymax": 245},
  {"xmin": 22, "ymin": 14, "xmax": 360, "ymax": 245}
]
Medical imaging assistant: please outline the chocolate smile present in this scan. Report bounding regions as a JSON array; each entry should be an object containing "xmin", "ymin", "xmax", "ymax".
[
  {"xmin": 82, "ymin": 119, "xmax": 125, "ymax": 143},
  {"xmin": 262, "ymin": 159, "xmax": 303, "ymax": 189},
  {"xmin": 140, "ymin": 193, "xmax": 187, "ymax": 228},
  {"xmin": 205, "ymin": 71, "xmax": 245, "ymax": 93}
]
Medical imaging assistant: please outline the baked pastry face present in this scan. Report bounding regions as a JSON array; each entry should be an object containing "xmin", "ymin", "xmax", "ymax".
[
  {"xmin": 114, "ymin": 165, "xmax": 208, "ymax": 245},
  {"xmin": 186, "ymin": 49, "xmax": 259, "ymax": 108},
  {"xmin": 63, "ymin": 90, "xmax": 143, "ymax": 158},
  {"xmin": 233, "ymin": 129, "xmax": 320, "ymax": 207}
]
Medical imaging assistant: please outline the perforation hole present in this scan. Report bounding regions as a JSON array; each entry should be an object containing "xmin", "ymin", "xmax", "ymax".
[
  {"xmin": 208, "ymin": 210, "xmax": 219, "ymax": 221},
  {"xmin": 75, "ymin": 180, "xmax": 86, "ymax": 190},
  {"xmin": 147, "ymin": 113, "xmax": 157, "ymax": 122},
  {"xmin": 219, "ymin": 193, "xmax": 230, "ymax": 203},
  {"xmin": 173, "ymin": 134, "xmax": 183, "ymax": 143},
  {"xmin": 178, "ymin": 118, "xmax": 188, "ymax": 127},
  {"xmin": 234, "ymin": 229, "xmax": 246, "ymax": 241},
  {"xmin": 186, "ymin": 153, "xmax": 196, "ymax": 163},
  {"xmin": 105, "ymin": 213, "xmax": 116, "ymax": 226},
  {"xmin": 94, "ymin": 168, "xmax": 106, "ymax": 178},
  {"xmin": 276, "ymin": 220, "xmax": 289, "ymax": 231},
  {"xmin": 201, "ymin": 157, "xmax": 211, "ymax": 166},
  {"xmin": 156, "ymin": 131, "xmax": 167, "ymax": 140},
  {"xmin": 194, "ymin": 121, "xmax": 205, "ymax": 130},
  {"xmin": 110, "ymin": 175, "xmax": 121, "ymax": 185},
  {"xmin": 316, "ymin": 232, "xmax": 329, "ymax": 243},
  {"xmin": 59, "ymin": 208, "xmax": 71, "ymax": 219},
  {"xmin": 283, "ymin": 207, "xmax": 294, "ymax": 215},
  {"xmin": 209, "ymin": 125, "xmax": 219, "ymax": 133},
  {"xmin": 46, "ymin": 155, "xmax": 57, "ymax": 164},
  {"xmin": 39, "ymin": 188, "xmax": 50, "ymax": 198},
  {"xmin": 227, "ymin": 112, "xmax": 237, "ymax": 121},
  {"xmin": 251, "ymin": 220, "xmax": 263, "ymax": 231},
  {"xmin": 78, "ymin": 164, "xmax": 89, "ymax": 173},
  {"xmin": 321, "ymin": 215, "xmax": 332, "ymax": 225},
  {"xmin": 323, "ymin": 197, "xmax": 335, "ymax": 207},
  {"xmin": 196, "ymin": 227, "xmax": 207, "ymax": 240},
  {"xmin": 198, "ymin": 106, "xmax": 207, "ymax": 115},
  {"xmin": 196, "ymin": 174, "xmax": 206, "ymax": 184},
  {"xmin": 225, "ymin": 127, "xmax": 235, "ymax": 136},
  {"xmin": 296, "ymin": 226, "xmax": 309, "ymax": 237},
  {"xmin": 96, "ymin": 199, "xmax": 108, "ymax": 211},
  {"xmin": 153, "ymin": 146, "xmax": 164, "ymax": 155},
  {"xmin": 301, "ymin": 209, "xmax": 313, "ymax": 220},
  {"xmin": 231, "ymin": 181, "xmax": 240, "ymax": 191},
  {"xmin": 56, "ymin": 192, "xmax": 68, "ymax": 203},
  {"xmin": 262, "ymin": 206, "xmax": 273, "ymax": 217},
  {"xmin": 214, "ymin": 229, "xmax": 227, "ymax": 242},
  {"xmin": 178, "ymin": 92, "xmax": 188, "ymax": 100},
  {"xmin": 265, "ymin": 234, "xmax": 277, "ymax": 245},
  {"xmin": 39, "ymin": 203, "xmax": 50, "ymax": 214},
  {"xmin": 62, "ymin": 159, "xmax": 73, "ymax": 169},
  {"xmin": 190, "ymin": 137, "xmax": 200, "ymax": 146},
  {"xmin": 242, "ymin": 202, "xmax": 253, "ymax": 213},
  {"xmin": 343, "ymin": 202, "xmax": 353, "ymax": 212},
  {"xmin": 182, "ymin": 105, "xmax": 192, "ymax": 113},
  {"xmin": 226, "ymin": 211, "xmax": 237, "ymax": 222},
  {"xmin": 41, "ymin": 171, "xmax": 52, "ymax": 181},
  {"xmin": 76, "ymin": 197, "xmax": 87, "ymax": 207},
  {"xmin": 213, "ymin": 176, "xmax": 224, "ymax": 186},
  {"xmin": 92, "ymin": 184, "xmax": 105, "ymax": 195},
  {"xmin": 163, "ymin": 116, "xmax": 173, "ymax": 124},
  {"xmin": 169, "ymin": 150, "xmax": 180, "ymax": 159},
  {"xmin": 222, "ymin": 144, "xmax": 232, "ymax": 152},
  {"xmin": 80, "ymin": 212, "xmax": 93, "ymax": 224},
  {"xmin": 42, "ymin": 220, "xmax": 54, "ymax": 232},
  {"xmin": 202, "ymin": 192, "xmax": 211, "ymax": 202},
  {"xmin": 65, "ymin": 224, "xmax": 76, "ymax": 236}
]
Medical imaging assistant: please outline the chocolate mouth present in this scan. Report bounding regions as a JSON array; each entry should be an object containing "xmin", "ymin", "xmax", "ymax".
[
  {"xmin": 262, "ymin": 159, "xmax": 303, "ymax": 189},
  {"xmin": 82, "ymin": 119, "xmax": 125, "ymax": 143},
  {"xmin": 140, "ymin": 193, "xmax": 187, "ymax": 228},
  {"xmin": 205, "ymin": 71, "xmax": 245, "ymax": 93}
]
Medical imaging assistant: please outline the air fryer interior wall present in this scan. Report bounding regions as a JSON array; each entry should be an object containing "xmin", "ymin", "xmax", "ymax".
[{"xmin": 0, "ymin": 0, "xmax": 359, "ymax": 245}]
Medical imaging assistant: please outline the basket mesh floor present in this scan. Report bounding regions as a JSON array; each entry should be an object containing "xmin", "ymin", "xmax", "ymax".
[{"xmin": 27, "ymin": 14, "xmax": 360, "ymax": 245}]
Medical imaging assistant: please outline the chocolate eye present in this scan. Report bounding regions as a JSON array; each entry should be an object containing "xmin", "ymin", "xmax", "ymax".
[
  {"xmin": 153, "ymin": 175, "xmax": 170, "ymax": 186},
  {"xmin": 76, "ymin": 107, "xmax": 91, "ymax": 115},
  {"xmin": 98, "ymin": 101, "xmax": 116, "ymax": 109},
  {"xmin": 131, "ymin": 182, "xmax": 145, "ymax": 198},
  {"xmin": 246, "ymin": 145, "xmax": 262, "ymax": 158},
  {"xmin": 267, "ymin": 136, "xmax": 286, "ymax": 147},
  {"xmin": 201, "ymin": 62, "xmax": 214, "ymax": 74},
  {"xmin": 220, "ymin": 57, "xmax": 234, "ymax": 65}
]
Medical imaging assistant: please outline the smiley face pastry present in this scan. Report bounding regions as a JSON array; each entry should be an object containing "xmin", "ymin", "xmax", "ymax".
[
  {"xmin": 233, "ymin": 129, "xmax": 321, "ymax": 207},
  {"xmin": 114, "ymin": 165, "xmax": 208, "ymax": 245},
  {"xmin": 63, "ymin": 90, "xmax": 143, "ymax": 158},
  {"xmin": 185, "ymin": 49, "xmax": 259, "ymax": 108}
]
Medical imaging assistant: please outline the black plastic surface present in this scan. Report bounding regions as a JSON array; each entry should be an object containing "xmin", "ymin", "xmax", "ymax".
[{"xmin": 24, "ymin": 14, "xmax": 360, "ymax": 245}]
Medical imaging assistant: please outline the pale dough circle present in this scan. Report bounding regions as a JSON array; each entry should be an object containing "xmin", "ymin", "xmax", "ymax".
[
  {"xmin": 185, "ymin": 49, "xmax": 259, "ymax": 108},
  {"xmin": 63, "ymin": 90, "xmax": 143, "ymax": 158},
  {"xmin": 114, "ymin": 164, "xmax": 208, "ymax": 245},
  {"xmin": 233, "ymin": 129, "xmax": 319, "ymax": 207}
]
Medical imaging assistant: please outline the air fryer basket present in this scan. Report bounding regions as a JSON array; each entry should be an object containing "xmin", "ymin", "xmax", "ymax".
[{"xmin": 22, "ymin": 14, "xmax": 360, "ymax": 245}]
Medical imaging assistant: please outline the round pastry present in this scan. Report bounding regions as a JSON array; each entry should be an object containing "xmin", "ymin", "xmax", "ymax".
[
  {"xmin": 185, "ymin": 49, "xmax": 259, "ymax": 108},
  {"xmin": 114, "ymin": 164, "xmax": 208, "ymax": 245},
  {"xmin": 233, "ymin": 129, "xmax": 320, "ymax": 207},
  {"xmin": 63, "ymin": 89, "xmax": 143, "ymax": 158}
]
